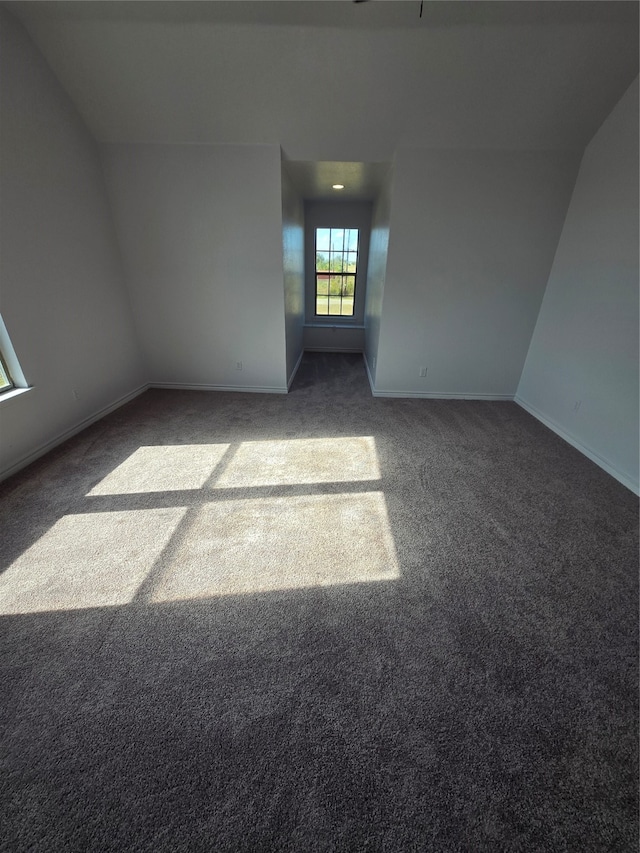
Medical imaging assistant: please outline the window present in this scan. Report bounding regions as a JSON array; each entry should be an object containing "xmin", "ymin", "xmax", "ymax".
[
  {"xmin": 315, "ymin": 227, "xmax": 359, "ymax": 317},
  {"xmin": 0, "ymin": 351, "xmax": 13, "ymax": 393},
  {"xmin": 0, "ymin": 314, "xmax": 28, "ymax": 401}
]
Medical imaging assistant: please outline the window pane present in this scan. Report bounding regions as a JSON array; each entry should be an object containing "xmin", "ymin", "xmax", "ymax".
[
  {"xmin": 340, "ymin": 297, "xmax": 354, "ymax": 316},
  {"xmin": 316, "ymin": 252, "xmax": 329, "ymax": 271},
  {"xmin": 316, "ymin": 275, "xmax": 329, "ymax": 296},
  {"xmin": 347, "ymin": 229, "xmax": 359, "ymax": 252},
  {"xmin": 328, "ymin": 296, "xmax": 341, "ymax": 315},
  {"xmin": 316, "ymin": 228, "xmax": 331, "ymax": 251},
  {"xmin": 0, "ymin": 358, "xmax": 12, "ymax": 391},
  {"xmin": 346, "ymin": 252, "xmax": 357, "ymax": 273},
  {"xmin": 316, "ymin": 296, "xmax": 329, "ymax": 315},
  {"xmin": 329, "ymin": 253, "xmax": 344, "ymax": 273},
  {"xmin": 341, "ymin": 275, "xmax": 355, "ymax": 316},
  {"xmin": 328, "ymin": 274, "xmax": 342, "ymax": 315},
  {"xmin": 330, "ymin": 229, "xmax": 345, "ymax": 252}
]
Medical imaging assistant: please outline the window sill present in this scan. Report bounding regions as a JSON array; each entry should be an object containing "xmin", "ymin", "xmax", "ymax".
[
  {"xmin": 304, "ymin": 322, "xmax": 365, "ymax": 330},
  {"xmin": 0, "ymin": 386, "xmax": 33, "ymax": 407}
]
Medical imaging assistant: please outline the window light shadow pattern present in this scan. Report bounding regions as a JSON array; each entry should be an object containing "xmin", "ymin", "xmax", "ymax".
[
  {"xmin": 150, "ymin": 492, "xmax": 398, "ymax": 603},
  {"xmin": 0, "ymin": 508, "xmax": 187, "ymax": 614},
  {"xmin": 213, "ymin": 437, "xmax": 380, "ymax": 488},
  {"xmin": 87, "ymin": 444, "xmax": 230, "ymax": 495},
  {"xmin": 0, "ymin": 437, "xmax": 399, "ymax": 614}
]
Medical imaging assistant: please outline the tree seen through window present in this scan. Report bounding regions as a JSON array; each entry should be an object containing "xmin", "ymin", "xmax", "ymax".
[{"xmin": 315, "ymin": 228, "xmax": 359, "ymax": 317}]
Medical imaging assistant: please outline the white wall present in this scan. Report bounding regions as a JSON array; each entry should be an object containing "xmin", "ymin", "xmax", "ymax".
[
  {"xmin": 364, "ymin": 169, "xmax": 393, "ymax": 385},
  {"xmin": 101, "ymin": 143, "xmax": 289, "ymax": 392},
  {"xmin": 281, "ymin": 164, "xmax": 305, "ymax": 385},
  {"xmin": 372, "ymin": 149, "xmax": 580, "ymax": 397},
  {"xmin": 303, "ymin": 326, "xmax": 365, "ymax": 354},
  {"xmin": 0, "ymin": 10, "xmax": 144, "ymax": 480},
  {"xmin": 517, "ymin": 79, "xmax": 639, "ymax": 493}
]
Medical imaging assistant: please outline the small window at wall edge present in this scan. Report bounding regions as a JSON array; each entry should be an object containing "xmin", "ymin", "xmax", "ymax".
[
  {"xmin": 0, "ymin": 313, "xmax": 29, "ymax": 399},
  {"xmin": 0, "ymin": 350, "xmax": 13, "ymax": 393}
]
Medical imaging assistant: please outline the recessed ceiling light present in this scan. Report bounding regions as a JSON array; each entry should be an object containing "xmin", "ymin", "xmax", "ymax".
[{"xmin": 332, "ymin": 184, "xmax": 345, "ymax": 190}]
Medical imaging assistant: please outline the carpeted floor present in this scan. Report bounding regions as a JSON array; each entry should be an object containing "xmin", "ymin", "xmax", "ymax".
[{"xmin": 1, "ymin": 352, "xmax": 638, "ymax": 852}]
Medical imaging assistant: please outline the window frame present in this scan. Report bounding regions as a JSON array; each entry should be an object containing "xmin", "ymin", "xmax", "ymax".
[
  {"xmin": 314, "ymin": 227, "xmax": 360, "ymax": 319},
  {"xmin": 303, "ymin": 201, "xmax": 372, "ymax": 329},
  {"xmin": 0, "ymin": 313, "xmax": 30, "ymax": 404}
]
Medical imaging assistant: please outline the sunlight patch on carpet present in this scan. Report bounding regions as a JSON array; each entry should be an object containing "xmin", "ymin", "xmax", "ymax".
[
  {"xmin": 0, "ymin": 508, "xmax": 187, "ymax": 614},
  {"xmin": 150, "ymin": 492, "xmax": 398, "ymax": 601},
  {"xmin": 3, "ymin": 436, "xmax": 399, "ymax": 613},
  {"xmin": 87, "ymin": 444, "xmax": 230, "ymax": 495},
  {"xmin": 214, "ymin": 437, "xmax": 380, "ymax": 488}
]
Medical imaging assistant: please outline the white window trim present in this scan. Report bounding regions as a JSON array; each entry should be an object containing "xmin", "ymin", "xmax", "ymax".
[
  {"xmin": 314, "ymin": 227, "xmax": 360, "ymax": 320},
  {"xmin": 0, "ymin": 386, "xmax": 32, "ymax": 406}
]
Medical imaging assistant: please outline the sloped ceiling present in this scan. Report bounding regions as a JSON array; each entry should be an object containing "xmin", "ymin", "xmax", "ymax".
[{"xmin": 6, "ymin": 0, "xmax": 639, "ymax": 162}]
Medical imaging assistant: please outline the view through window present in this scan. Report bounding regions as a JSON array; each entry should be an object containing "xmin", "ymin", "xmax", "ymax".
[
  {"xmin": 315, "ymin": 227, "xmax": 359, "ymax": 316},
  {"xmin": 0, "ymin": 352, "xmax": 13, "ymax": 393}
]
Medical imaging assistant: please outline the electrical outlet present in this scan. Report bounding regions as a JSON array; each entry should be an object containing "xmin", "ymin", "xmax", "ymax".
[
  {"xmin": 235, "ymin": 361, "xmax": 243, "ymax": 371},
  {"xmin": 574, "ymin": 400, "xmax": 581, "ymax": 412},
  {"xmin": 72, "ymin": 389, "xmax": 80, "ymax": 401},
  {"xmin": 372, "ymin": 356, "xmax": 376, "ymax": 368},
  {"xmin": 419, "ymin": 367, "xmax": 427, "ymax": 378}
]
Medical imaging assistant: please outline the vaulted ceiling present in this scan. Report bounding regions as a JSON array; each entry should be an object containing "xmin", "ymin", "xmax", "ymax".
[{"xmin": 6, "ymin": 0, "xmax": 638, "ymax": 166}]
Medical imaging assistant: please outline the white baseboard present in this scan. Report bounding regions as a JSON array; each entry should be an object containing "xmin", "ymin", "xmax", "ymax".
[
  {"xmin": 303, "ymin": 347, "xmax": 364, "ymax": 353},
  {"xmin": 363, "ymin": 356, "xmax": 512, "ymax": 400},
  {"xmin": 371, "ymin": 388, "xmax": 513, "ymax": 401},
  {"xmin": 287, "ymin": 349, "xmax": 305, "ymax": 390},
  {"xmin": 0, "ymin": 383, "xmax": 149, "ymax": 483},
  {"xmin": 150, "ymin": 382, "xmax": 288, "ymax": 394},
  {"xmin": 515, "ymin": 395, "xmax": 639, "ymax": 495}
]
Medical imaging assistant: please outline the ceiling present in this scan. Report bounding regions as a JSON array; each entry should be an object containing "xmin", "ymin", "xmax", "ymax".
[
  {"xmin": 283, "ymin": 160, "xmax": 391, "ymax": 201},
  {"xmin": 6, "ymin": 1, "xmax": 639, "ymax": 171},
  {"xmin": 7, "ymin": 1, "xmax": 640, "ymax": 31}
]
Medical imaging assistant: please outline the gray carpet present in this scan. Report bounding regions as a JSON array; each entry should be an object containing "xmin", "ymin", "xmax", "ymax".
[{"xmin": 1, "ymin": 352, "xmax": 637, "ymax": 852}]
